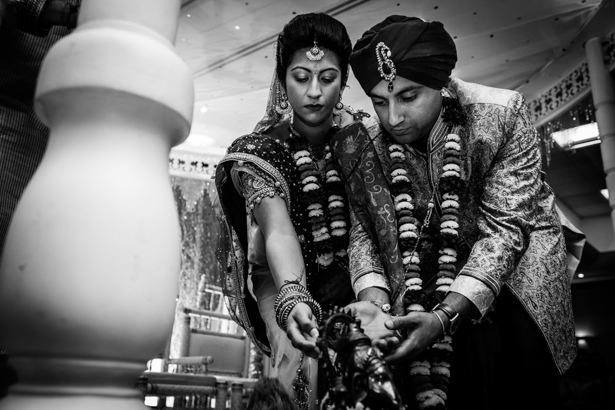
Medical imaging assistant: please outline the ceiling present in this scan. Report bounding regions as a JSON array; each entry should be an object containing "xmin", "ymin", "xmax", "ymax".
[
  {"xmin": 175, "ymin": 0, "xmax": 610, "ymax": 152},
  {"xmin": 548, "ymin": 143, "xmax": 609, "ymax": 218},
  {"xmin": 173, "ymin": 0, "xmax": 615, "ymax": 281}
]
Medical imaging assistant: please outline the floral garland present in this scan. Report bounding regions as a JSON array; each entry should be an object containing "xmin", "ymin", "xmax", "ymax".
[
  {"xmin": 386, "ymin": 94, "xmax": 466, "ymax": 409},
  {"xmin": 285, "ymin": 125, "xmax": 350, "ymax": 287}
]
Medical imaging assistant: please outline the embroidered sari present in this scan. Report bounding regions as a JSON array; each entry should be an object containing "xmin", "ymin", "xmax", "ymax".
[{"xmin": 214, "ymin": 74, "xmax": 355, "ymax": 408}]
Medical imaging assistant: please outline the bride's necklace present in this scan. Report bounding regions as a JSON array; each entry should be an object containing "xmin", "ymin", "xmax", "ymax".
[{"xmin": 286, "ymin": 124, "xmax": 349, "ymax": 282}]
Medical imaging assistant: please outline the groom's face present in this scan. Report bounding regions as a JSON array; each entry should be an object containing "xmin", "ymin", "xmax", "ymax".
[{"xmin": 368, "ymin": 76, "xmax": 442, "ymax": 146}]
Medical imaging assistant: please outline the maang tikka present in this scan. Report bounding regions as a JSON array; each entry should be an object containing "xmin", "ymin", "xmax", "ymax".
[{"xmin": 306, "ymin": 38, "xmax": 324, "ymax": 61}]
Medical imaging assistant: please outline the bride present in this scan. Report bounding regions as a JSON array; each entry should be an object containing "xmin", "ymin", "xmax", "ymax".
[{"xmin": 215, "ymin": 12, "xmax": 372, "ymax": 410}]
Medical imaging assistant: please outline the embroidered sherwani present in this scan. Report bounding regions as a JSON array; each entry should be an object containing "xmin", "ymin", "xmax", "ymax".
[{"xmin": 331, "ymin": 78, "xmax": 583, "ymax": 374}]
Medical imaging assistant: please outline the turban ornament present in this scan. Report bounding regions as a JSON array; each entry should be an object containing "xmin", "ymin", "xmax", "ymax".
[
  {"xmin": 350, "ymin": 16, "xmax": 457, "ymax": 93},
  {"xmin": 375, "ymin": 42, "xmax": 396, "ymax": 92}
]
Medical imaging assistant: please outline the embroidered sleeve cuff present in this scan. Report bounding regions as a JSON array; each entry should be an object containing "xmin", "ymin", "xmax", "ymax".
[
  {"xmin": 448, "ymin": 275, "xmax": 495, "ymax": 318},
  {"xmin": 353, "ymin": 272, "xmax": 391, "ymax": 297}
]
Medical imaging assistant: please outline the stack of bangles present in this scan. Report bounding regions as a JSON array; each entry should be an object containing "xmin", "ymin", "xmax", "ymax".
[{"xmin": 274, "ymin": 284, "xmax": 323, "ymax": 332}]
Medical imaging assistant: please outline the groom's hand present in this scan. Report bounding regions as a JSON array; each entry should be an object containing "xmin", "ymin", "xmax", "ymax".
[{"xmin": 382, "ymin": 311, "xmax": 443, "ymax": 363}]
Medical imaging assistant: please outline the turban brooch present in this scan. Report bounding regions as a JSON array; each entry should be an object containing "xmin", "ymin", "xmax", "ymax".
[{"xmin": 350, "ymin": 15, "xmax": 457, "ymax": 93}]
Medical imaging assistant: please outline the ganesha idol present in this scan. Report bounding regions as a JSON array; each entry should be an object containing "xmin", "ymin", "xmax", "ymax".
[{"xmin": 318, "ymin": 310, "xmax": 403, "ymax": 410}]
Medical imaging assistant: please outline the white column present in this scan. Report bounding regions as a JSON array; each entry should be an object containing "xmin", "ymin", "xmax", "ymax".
[
  {"xmin": 586, "ymin": 37, "xmax": 615, "ymax": 236},
  {"xmin": 0, "ymin": 1, "xmax": 193, "ymax": 409}
]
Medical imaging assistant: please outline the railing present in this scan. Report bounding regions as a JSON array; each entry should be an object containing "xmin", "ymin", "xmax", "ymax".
[
  {"xmin": 184, "ymin": 307, "xmax": 245, "ymax": 340},
  {"xmin": 137, "ymin": 372, "xmax": 255, "ymax": 409}
]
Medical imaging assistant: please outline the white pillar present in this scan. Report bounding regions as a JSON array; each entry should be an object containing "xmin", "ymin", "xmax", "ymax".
[
  {"xmin": 586, "ymin": 37, "xmax": 615, "ymax": 236},
  {"xmin": 0, "ymin": 1, "xmax": 193, "ymax": 409}
]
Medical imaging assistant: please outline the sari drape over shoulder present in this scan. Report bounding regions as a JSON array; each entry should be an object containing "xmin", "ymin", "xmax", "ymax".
[{"xmin": 215, "ymin": 134, "xmax": 298, "ymax": 354}]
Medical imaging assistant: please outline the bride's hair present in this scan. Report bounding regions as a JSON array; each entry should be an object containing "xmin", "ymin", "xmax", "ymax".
[{"xmin": 276, "ymin": 13, "xmax": 352, "ymax": 89}]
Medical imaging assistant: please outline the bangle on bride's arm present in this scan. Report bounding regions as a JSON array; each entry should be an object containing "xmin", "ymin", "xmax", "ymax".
[
  {"xmin": 274, "ymin": 285, "xmax": 322, "ymax": 331},
  {"xmin": 277, "ymin": 282, "xmax": 303, "ymax": 295}
]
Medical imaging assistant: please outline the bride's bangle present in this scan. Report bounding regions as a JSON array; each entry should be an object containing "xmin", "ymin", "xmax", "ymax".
[{"xmin": 274, "ymin": 285, "xmax": 322, "ymax": 331}]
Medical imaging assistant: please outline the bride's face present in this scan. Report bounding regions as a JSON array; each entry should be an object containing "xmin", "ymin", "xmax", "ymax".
[{"xmin": 284, "ymin": 48, "xmax": 343, "ymax": 128}]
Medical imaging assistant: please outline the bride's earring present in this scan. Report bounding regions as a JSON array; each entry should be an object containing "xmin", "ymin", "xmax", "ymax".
[
  {"xmin": 276, "ymin": 90, "xmax": 293, "ymax": 115},
  {"xmin": 333, "ymin": 93, "xmax": 344, "ymax": 116}
]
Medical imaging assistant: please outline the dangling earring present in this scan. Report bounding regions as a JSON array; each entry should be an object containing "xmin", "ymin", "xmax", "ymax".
[
  {"xmin": 333, "ymin": 94, "xmax": 344, "ymax": 116},
  {"xmin": 276, "ymin": 90, "xmax": 292, "ymax": 115}
]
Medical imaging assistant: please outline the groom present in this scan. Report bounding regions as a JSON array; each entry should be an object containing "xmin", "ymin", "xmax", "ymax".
[{"xmin": 333, "ymin": 15, "xmax": 583, "ymax": 410}]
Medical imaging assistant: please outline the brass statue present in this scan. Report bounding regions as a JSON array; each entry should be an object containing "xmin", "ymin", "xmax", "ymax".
[{"xmin": 317, "ymin": 310, "xmax": 403, "ymax": 410}]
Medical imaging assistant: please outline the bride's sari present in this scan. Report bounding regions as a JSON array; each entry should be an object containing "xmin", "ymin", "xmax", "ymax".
[{"xmin": 214, "ymin": 72, "xmax": 355, "ymax": 409}]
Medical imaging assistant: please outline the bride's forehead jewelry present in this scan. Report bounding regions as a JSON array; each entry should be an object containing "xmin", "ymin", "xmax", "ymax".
[
  {"xmin": 306, "ymin": 38, "xmax": 325, "ymax": 61},
  {"xmin": 375, "ymin": 42, "xmax": 396, "ymax": 92}
]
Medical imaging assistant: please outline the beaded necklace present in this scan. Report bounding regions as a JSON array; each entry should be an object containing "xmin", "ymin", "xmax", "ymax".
[
  {"xmin": 386, "ymin": 94, "xmax": 466, "ymax": 409},
  {"xmin": 285, "ymin": 124, "xmax": 350, "ymax": 286}
]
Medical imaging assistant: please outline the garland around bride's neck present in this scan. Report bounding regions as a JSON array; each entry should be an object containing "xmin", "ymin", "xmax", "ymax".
[{"xmin": 285, "ymin": 124, "xmax": 349, "ymax": 287}]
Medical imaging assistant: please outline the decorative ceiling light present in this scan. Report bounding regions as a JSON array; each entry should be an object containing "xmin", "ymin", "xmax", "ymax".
[{"xmin": 551, "ymin": 122, "xmax": 600, "ymax": 150}]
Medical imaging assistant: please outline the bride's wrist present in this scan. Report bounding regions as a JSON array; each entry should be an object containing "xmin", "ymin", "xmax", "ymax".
[
  {"xmin": 367, "ymin": 299, "xmax": 392, "ymax": 313},
  {"xmin": 357, "ymin": 287, "xmax": 390, "ymax": 304}
]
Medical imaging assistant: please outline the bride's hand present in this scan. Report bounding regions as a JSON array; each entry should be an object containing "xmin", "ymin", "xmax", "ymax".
[
  {"xmin": 286, "ymin": 302, "xmax": 321, "ymax": 359},
  {"xmin": 344, "ymin": 301, "xmax": 398, "ymax": 345}
]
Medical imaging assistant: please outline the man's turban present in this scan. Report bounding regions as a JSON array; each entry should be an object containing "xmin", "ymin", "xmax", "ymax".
[{"xmin": 350, "ymin": 15, "xmax": 457, "ymax": 93}]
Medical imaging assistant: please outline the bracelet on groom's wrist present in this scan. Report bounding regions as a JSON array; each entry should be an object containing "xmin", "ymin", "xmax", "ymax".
[
  {"xmin": 431, "ymin": 302, "xmax": 461, "ymax": 335},
  {"xmin": 432, "ymin": 310, "xmax": 448, "ymax": 338}
]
